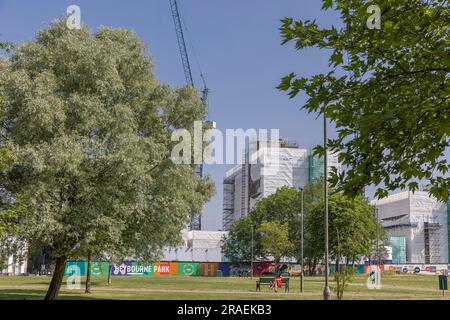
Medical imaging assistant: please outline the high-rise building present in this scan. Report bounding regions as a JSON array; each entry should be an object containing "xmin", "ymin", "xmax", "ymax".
[{"xmin": 222, "ymin": 139, "xmax": 340, "ymax": 231}]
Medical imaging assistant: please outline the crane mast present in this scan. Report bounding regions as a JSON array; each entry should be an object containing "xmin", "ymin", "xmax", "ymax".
[
  {"xmin": 169, "ymin": 0, "xmax": 208, "ymax": 231},
  {"xmin": 169, "ymin": 0, "xmax": 194, "ymax": 86}
]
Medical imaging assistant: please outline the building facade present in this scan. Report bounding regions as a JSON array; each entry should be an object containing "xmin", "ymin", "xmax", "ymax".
[
  {"xmin": 222, "ymin": 140, "xmax": 340, "ymax": 231},
  {"xmin": 162, "ymin": 229, "xmax": 227, "ymax": 262},
  {"xmin": 372, "ymin": 191, "xmax": 450, "ymax": 264}
]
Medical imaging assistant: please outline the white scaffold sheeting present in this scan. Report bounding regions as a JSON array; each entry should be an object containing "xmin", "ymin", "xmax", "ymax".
[
  {"xmin": 258, "ymin": 147, "xmax": 308, "ymax": 197},
  {"xmin": 162, "ymin": 230, "xmax": 228, "ymax": 263},
  {"xmin": 372, "ymin": 191, "xmax": 448, "ymax": 264}
]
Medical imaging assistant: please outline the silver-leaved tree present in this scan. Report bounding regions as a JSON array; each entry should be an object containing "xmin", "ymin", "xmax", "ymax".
[{"xmin": 0, "ymin": 20, "xmax": 214, "ymax": 300}]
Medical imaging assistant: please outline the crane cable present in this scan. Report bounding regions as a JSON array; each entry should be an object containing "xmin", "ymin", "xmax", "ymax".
[{"xmin": 177, "ymin": 1, "xmax": 208, "ymax": 91}]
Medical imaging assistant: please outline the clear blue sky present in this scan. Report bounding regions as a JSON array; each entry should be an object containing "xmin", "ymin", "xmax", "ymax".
[{"xmin": 0, "ymin": 0, "xmax": 388, "ymax": 230}]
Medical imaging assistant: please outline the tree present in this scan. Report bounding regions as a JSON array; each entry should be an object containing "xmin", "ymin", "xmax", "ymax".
[
  {"xmin": 0, "ymin": 20, "xmax": 214, "ymax": 299},
  {"xmin": 332, "ymin": 265, "xmax": 355, "ymax": 300},
  {"xmin": 221, "ymin": 215, "xmax": 259, "ymax": 264},
  {"xmin": 279, "ymin": 0, "xmax": 450, "ymax": 202},
  {"xmin": 222, "ymin": 187, "xmax": 301, "ymax": 264},
  {"xmin": 307, "ymin": 191, "xmax": 383, "ymax": 299},
  {"xmin": 222, "ymin": 184, "xmax": 325, "ymax": 271},
  {"xmin": 0, "ymin": 148, "xmax": 26, "ymax": 270},
  {"xmin": 258, "ymin": 221, "xmax": 294, "ymax": 271},
  {"xmin": 222, "ymin": 184, "xmax": 333, "ymax": 273}
]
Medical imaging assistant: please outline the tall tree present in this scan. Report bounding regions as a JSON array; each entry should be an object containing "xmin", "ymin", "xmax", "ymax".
[
  {"xmin": 0, "ymin": 20, "xmax": 214, "ymax": 299},
  {"xmin": 221, "ymin": 215, "xmax": 259, "ymax": 264},
  {"xmin": 279, "ymin": 0, "xmax": 450, "ymax": 201},
  {"xmin": 258, "ymin": 221, "xmax": 294, "ymax": 271},
  {"xmin": 222, "ymin": 184, "xmax": 323, "ymax": 268},
  {"xmin": 222, "ymin": 187, "xmax": 301, "ymax": 263},
  {"xmin": 306, "ymin": 192, "xmax": 383, "ymax": 299}
]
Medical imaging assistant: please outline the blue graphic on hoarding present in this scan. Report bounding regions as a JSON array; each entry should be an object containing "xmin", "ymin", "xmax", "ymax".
[
  {"xmin": 219, "ymin": 263, "xmax": 230, "ymax": 277},
  {"xmin": 111, "ymin": 262, "xmax": 131, "ymax": 276}
]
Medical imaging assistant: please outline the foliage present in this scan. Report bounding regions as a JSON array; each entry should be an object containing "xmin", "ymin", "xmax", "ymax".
[
  {"xmin": 258, "ymin": 221, "xmax": 294, "ymax": 268},
  {"xmin": 221, "ymin": 215, "xmax": 259, "ymax": 263},
  {"xmin": 279, "ymin": 0, "xmax": 450, "ymax": 201},
  {"xmin": 332, "ymin": 265, "xmax": 355, "ymax": 300},
  {"xmin": 307, "ymin": 192, "xmax": 382, "ymax": 263},
  {"xmin": 222, "ymin": 186, "xmax": 301, "ymax": 263},
  {"xmin": 0, "ymin": 20, "xmax": 214, "ymax": 297}
]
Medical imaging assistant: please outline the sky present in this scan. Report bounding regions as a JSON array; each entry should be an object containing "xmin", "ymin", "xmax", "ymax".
[{"xmin": 0, "ymin": 0, "xmax": 368, "ymax": 230}]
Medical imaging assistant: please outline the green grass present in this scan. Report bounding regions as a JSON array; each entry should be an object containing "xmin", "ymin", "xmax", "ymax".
[{"xmin": 0, "ymin": 274, "xmax": 447, "ymax": 300}]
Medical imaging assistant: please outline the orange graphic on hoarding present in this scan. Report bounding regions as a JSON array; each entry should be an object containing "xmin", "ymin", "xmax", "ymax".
[
  {"xmin": 200, "ymin": 263, "xmax": 218, "ymax": 277},
  {"xmin": 153, "ymin": 262, "xmax": 179, "ymax": 276}
]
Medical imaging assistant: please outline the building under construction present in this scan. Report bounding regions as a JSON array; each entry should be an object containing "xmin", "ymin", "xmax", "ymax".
[
  {"xmin": 372, "ymin": 191, "xmax": 450, "ymax": 264},
  {"xmin": 222, "ymin": 139, "xmax": 340, "ymax": 231}
]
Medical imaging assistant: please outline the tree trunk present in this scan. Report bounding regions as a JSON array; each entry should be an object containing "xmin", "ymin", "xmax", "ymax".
[
  {"xmin": 85, "ymin": 254, "xmax": 92, "ymax": 294},
  {"xmin": 336, "ymin": 257, "xmax": 340, "ymax": 274},
  {"xmin": 44, "ymin": 255, "xmax": 67, "ymax": 300},
  {"xmin": 108, "ymin": 260, "xmax": 113, "ymax": 285}
]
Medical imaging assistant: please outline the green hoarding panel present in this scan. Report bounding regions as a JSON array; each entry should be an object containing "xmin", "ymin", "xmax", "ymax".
[
  {"xmin": 178, "ymin": 263, "xmax": 200, "ymax": 276},
  {"xmin": 65, "ymin": 261, "xmax": 86, "ymax": 276},
  {"xmin": 65, "ymin": 261, "xmax": 110, "ymax": 276},
  {"xmin": 355, "ymin": 265, "xmax": 365, "ymax": 274},
  {"xmin": 90, "ymin": 262, "xmax": 110, "ymax": 276}
]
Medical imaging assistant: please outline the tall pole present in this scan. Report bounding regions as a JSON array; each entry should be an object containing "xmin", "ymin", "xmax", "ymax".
[
  {"xmin": 376, "ymin": 207, "xmax": 379, "ymax": 265},
  {"xmin": 323, "ymin": 113, "xmax": 331, "ymax": 300},
  {"xmin": 300, "ymin": 188, "xmax": 304, "ymax": 293},
  {"xmin": 251, "ymin": 225, "xmax": 254, "ymax": 278}
]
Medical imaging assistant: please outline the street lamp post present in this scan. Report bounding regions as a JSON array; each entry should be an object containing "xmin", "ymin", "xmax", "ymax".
[
  {"xmin": 251, "ymin": 225, "xmax": 254, "ymax": 278},
  {"xmin": 323, "ymin": 113, "xmax": 331, "ymax": 300},
  {"xmin": 375, "ymin": 207, "xmax": 380, "ymax": 264},
  {"xmin": 300, "ymin": 187, "xmax": 304, "ymax": 293}
]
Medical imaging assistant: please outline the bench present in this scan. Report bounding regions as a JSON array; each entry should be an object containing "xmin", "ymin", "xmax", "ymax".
[{"xmin": 256, "ymin": 275, "xmax": 290, "ymax": 293}]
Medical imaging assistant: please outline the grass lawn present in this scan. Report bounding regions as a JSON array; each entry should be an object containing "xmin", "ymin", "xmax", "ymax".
[{"xmin": 0, "ymin": 273, "xmax": 447, "ymax": 300}]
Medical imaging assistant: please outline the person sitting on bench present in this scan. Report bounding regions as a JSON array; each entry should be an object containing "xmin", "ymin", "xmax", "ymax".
[{"xmin": 269, "ymin": 273, "xmax": 283, "ymax": 293}]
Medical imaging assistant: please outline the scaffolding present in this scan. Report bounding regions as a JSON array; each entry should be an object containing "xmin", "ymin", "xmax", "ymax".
[
  {"xmin": 240, "ymin": 153, "xmax": 250, "ymax": 219},
  {"xmin": 423, "ymin": 216, "xmax": 442, "ymax": 264},
  {"xmin": 222, "ymin": 176, "xmax": 235, "ymax": 231}
]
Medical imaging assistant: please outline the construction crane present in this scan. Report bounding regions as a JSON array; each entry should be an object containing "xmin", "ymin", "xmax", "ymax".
[
  {"xmin": 169, "ymin": 0, "xmax": 209, "ymax": 104},
  {"xmin": 169, "ymin": 0, "xmax": 209, "ymax": 231}
]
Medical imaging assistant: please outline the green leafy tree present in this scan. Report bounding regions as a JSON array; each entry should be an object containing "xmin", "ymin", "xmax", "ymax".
[
  {"xmin": 307, "ymin": 192, "xmax": 383, "ymax": 298},
  {"xmin": 279, "ymin": 0, "xmax": 450, "ymax": 201},
  {"xmin": 221, "ymin": 215, "xmax": 260, "ymax": 264},
  {"xmin": 222, "ymin": 184, "xmax": 324, "ymax": 271},
  {"xmin": 258, "ymin": 221, "xmax": 294, "ymax": 271},
  {"xmin": 222, "ymin": 187, "xmax": 301, "ymax": 264},
  {"xmin": 0, "ymin": 148, "xmax": 26, "ymax": 270},
  {"xmin": 332, "ymin": 265, "xmax": 355, "ymax": 300},
  {"xmin": 0, "ymin": 20, "xmax": 214, "ymax": 299}
]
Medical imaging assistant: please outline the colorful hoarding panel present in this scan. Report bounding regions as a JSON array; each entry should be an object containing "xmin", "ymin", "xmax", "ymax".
[
  {"xmin": 64, "ymin": 261, "xmax": 109, "ymax": 277},
  {"xmin": 218, "ymin": 263, "xmax": 230, "ymax": 277},
  {"xmin": 64, "ymin": 261, "xmax": 86, "ymax": 276},
  {"xmin": 394, "ymin": 264, "xmax": 449, "ymax": 275},
  {"xmin": 200, "ymin": 263, "xmax": 219, "ymax": 277},
  {"xmin": 364, "ymin": 265, "xmax": 385, "ymax": 274},
  {"xmin": 70, "ymin": 262, "xmax": 435, "ymax": 277},
  {"xmin": 229, "ymin": 264, "xmax": 251, "ymax": 277},
  {"xmin": 178, "ymin": 263, "xmax": 201, "ymax": 276},
  {"xmin": 111, "ymin": 262, "xmax": 132, "ymax": 276}
]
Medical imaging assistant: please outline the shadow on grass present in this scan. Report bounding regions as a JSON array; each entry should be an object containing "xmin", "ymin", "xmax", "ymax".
[{"xmin": 0, "ymin": 289, "xmax": 108, "ymax": 300}]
